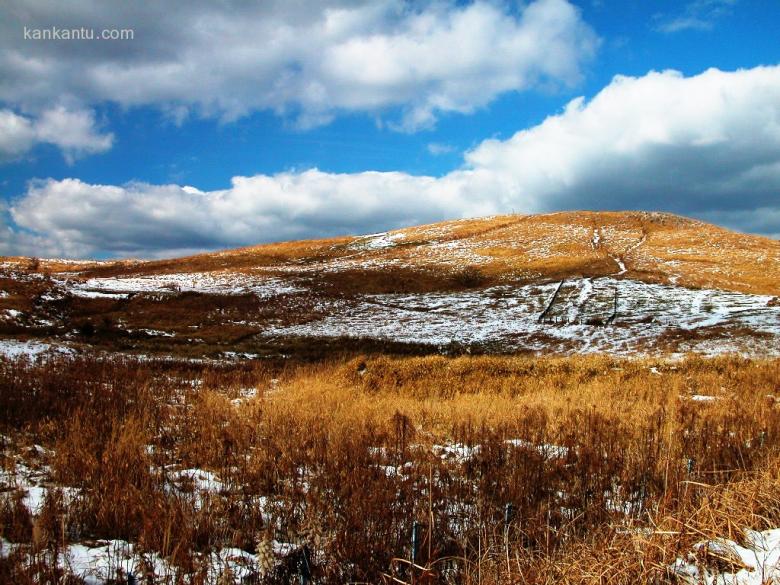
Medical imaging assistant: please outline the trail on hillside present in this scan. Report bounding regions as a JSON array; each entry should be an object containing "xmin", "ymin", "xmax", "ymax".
[{"xmin": 590, "ymin": 220, "xmax": 648, "ymax": 277}]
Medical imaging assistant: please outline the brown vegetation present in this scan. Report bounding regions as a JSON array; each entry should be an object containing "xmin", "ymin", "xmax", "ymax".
[
  {"xmin": 4, "ymin": 210, "xmax": 779, "ymax": 296},
  {"xmin": 2, "ymin": 352, "xmax": 780, "ymax": 583}
]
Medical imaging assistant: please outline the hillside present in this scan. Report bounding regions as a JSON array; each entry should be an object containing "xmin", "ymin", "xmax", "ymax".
[
  {"xmin": 1, "ymin": 211, "xmax": 779, "ymax": 358},
  {"xmin": 19, "ymin": 210, "xmax": 779, "ymax": 294}
]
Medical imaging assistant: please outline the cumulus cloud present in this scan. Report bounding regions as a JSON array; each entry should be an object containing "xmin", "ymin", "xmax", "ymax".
[
  {"xmin": 9, "ymin": 173, "xmax": 479, "ymax": 257},
  {"xmin": 0, "ymin": 223, "xmax": 72, "ymax": 258},
  {"xmin": 0, "ymin": 106, "xmax": 113, "ymax": 162},
  {"xmin": 0, "ymin": 0, "xmax": 598, "ymax": 130},
  {"xmin": 0, "ymin": 110, "xmax": 36, "ymax": 160},
  {"xmin": 8, "ymin": 65, "xmax": 780, "ymax": 258},
  {"xmin": 461, "ymin": 65, "xmax": 780, "ymax": 215}
]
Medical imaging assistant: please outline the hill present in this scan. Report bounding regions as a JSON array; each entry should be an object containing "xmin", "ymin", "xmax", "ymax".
[
  {"xmin": 1, "ymin": 211, "xmax": 779, "ymax": 358},
  {"xmin": 21, "ymin": 210, "xmax": 779, "ymax": 294}
]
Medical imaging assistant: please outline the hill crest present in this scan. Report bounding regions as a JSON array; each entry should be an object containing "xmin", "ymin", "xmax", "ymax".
[{"xmin": 12, "ymin": 210, "xmax": 779, "ymax": 297}]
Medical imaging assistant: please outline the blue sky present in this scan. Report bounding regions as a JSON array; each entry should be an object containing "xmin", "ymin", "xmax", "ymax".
[{"xmin": 1, "ymin": 0, "xmax": 779, "ymax": 258}]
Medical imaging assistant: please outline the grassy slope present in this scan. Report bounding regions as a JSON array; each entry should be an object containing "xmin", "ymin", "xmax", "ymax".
[
  {"xmin": 1, "ymin": 211, "xmax": 778, "ymax": 359},
  {"xmin": 13, "ymin": 210, "xmax": 780, "ymax": 297}
]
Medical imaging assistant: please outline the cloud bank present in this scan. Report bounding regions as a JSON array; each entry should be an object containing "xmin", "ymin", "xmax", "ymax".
[
  {"xmin": 0, "ymin": 0, "xmax": 597, "ymax": 131},
  {"xmin": 6, "ymin": 65, "xmax": 780, "ymax": 258}
]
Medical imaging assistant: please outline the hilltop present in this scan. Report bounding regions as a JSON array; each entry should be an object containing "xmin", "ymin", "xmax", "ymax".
[
  {"xmin": 14, "ymin": 210, "xmax": 779, "ymax": 295},
  {"xmin": 1, "ymin": 211, "xmax": 779, "ymax": 358}
]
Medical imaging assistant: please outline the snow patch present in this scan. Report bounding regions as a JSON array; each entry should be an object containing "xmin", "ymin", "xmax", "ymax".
[
  {"xmin": 68, "ymin": 273, "xmax": 300, "ymax": 299},
  {"xmin": 0, "ymin": 339, "xmax": 74, "ymax": 360},
  {"xmin": 349, "ymin": 232, "xmax": 406, "ymax": 251},
  {"xmin": 264, "ymin": 277, "xmax": 780, "ymax": 357},
  {"xmin": 671, "ymin": 528, "xmax": 780, "ymax": 585}
]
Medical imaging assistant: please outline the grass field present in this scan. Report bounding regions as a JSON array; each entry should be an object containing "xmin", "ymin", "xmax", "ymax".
[{"xmin": 3, "ymin": 351, "xmax": 780, "ymax": 583}]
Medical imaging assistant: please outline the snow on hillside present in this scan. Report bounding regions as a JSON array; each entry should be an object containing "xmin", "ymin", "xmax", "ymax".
[
  {"xmin": 68, "ymin": 273, "xmax": 301, "ymax": 298},
  {"xmin": 264, "ymin": 277, "xmax": 780, "ymax": 356},
  {"xmin": 2, "ymin": 210, "xmax": 778, "ymax": 358},
  {"xmin": 0, "ymin": 339, "xmax": 74, "ymax": 359},
  {"xmin": 348, "ymin": 231, "xmax": 406, "ymax": 250}
]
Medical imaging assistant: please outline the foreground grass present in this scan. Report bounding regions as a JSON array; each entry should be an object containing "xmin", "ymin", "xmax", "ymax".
[{"xmin": 1, "ymin": 352, "xmax": 780, "ymax": 583}]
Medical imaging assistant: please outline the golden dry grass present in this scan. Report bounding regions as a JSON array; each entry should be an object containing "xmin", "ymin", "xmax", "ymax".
[
  {"xmin": 10, "ymin": 210, "xmax": 778, "ymax": 297},
  {"xmin": 2, "ymin": 352, "xmax": 780, "ymax": 583}
]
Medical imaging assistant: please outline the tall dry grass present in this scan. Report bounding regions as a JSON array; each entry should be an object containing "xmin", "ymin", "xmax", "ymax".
[{"xmin": 1, "ymin": 352, "xmax": 779, "ymax": 583}]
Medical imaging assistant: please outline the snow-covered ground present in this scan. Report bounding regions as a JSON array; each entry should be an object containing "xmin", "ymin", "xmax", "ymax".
[
  {"xmin": 0, "ymin": 455, "xmax": 298, "ymax": 584},
  {"xmin": 3, "ymin": 255, "xmax": 779, "ymax": 357},
  {"xmin": 263, "ymin": 277, "xmax": 780, "ymax": 356},
  {"xmin": 0, "ymin": 536, "xmax": 297, "ymax": 585},
  {"xmin": 0, "ymin": 338, "xmax": 74, "ymax": 359},
  {"xmin": 348, "ymin": 231, "xmax": 407, "ymax": 251},
  {"xmin": 672, "ymin": 529, "xmax": 780, "ymax": 584},
  {"xmin": 67, "ymin": 273, "xmax": 301, "ymax": 299}
]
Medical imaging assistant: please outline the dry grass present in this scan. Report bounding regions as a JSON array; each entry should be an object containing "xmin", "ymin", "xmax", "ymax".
[
  {"xmin": 2, "ymin": 352, "xmax": 779, "ymax": 583},
  {"xmin": 8, "ymin": 211, "xmax": 778, "ymax": 298}
]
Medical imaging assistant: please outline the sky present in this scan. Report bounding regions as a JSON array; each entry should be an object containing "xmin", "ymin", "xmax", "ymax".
[{"xmin": 0, "ymin": 0, "xmax": 779, "ymax": 259}]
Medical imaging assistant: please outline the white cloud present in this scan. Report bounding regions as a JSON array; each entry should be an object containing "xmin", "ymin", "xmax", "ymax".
[
  {"xmin": 0, "ymin": 110, "xmax": 36, "ymax": 160},
  {"xmin": 9, "ymin": 173, "xmax": 479, "ymax": 257},
  {"xmin": 0, "ymin": 223, "xmax": 75, "ymax": 258},
  {"xmin": 33, "ymin": 106, "xmax": 114, "ymax": 163},
  {"xmin": 0, "ymin": 107, "xmax": 113, "ymax": 163},
  {"xmin": 460, "ymin": 65, "xmax": 780, "ymax": 215},
  {"xmin": 655, "ymin": 0, "xmax": 737, "ymax": 34},
  {"xmin": 8, "ymin": 65, "xmax": 780, "ymax": 258},
  {"xmin": 427, "ymin": 142, "xmax": 455, "ymax": 156},
  {"xmin": 0, "ymin": 0, "xmax": 598, "ymax": 130}
]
